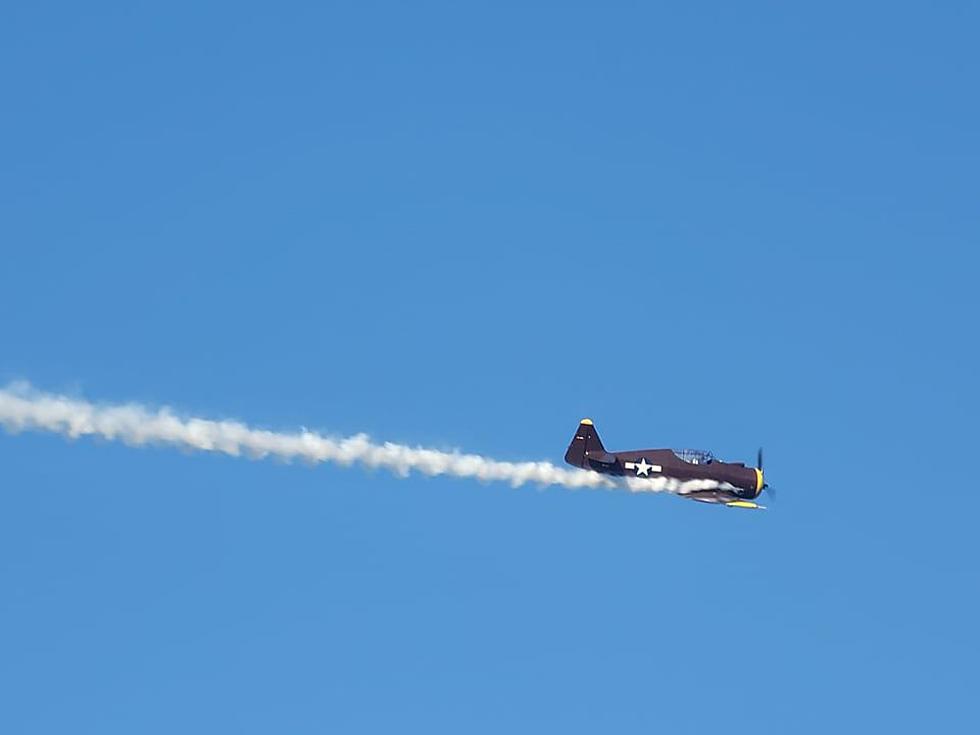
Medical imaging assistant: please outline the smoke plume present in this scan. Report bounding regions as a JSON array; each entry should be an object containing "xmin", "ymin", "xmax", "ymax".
[{"xmin": 0, "ymin": 383, "xmax": 722, "ymax": 495}]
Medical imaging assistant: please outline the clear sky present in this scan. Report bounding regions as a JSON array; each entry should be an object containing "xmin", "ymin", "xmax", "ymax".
[{"xmin": 2, "ymin": 2, "xmax": 978, "ymax": 732}]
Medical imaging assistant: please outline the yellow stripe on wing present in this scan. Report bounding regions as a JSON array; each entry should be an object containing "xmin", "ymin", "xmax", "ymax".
[{"xmin": 726, "ymin": 500, "xmax": 766, "ymax": 510}]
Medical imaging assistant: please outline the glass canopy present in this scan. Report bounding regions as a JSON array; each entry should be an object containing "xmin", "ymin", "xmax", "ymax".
[{"xmin": 672, "ymin": 448, "xmax": 715, "ymax": 465}]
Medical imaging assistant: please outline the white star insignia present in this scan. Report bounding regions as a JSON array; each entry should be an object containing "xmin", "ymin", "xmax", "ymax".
[{"xmin": 635, "ymin": 458, "xmax": 652, "ymax": 476}]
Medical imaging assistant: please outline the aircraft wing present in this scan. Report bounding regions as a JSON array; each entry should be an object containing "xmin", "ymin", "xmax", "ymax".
[
  {"xmin": 725, "ymin": 500, "xmax": 766, "ymax": 510},
  {"xmin": 686, "ymin": 494, "xmax": 766, "ymax": 510}
]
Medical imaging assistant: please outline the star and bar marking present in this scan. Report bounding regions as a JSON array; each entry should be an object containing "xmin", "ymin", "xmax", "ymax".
[{"xmin": 623, "ymin": 458, "xmax": 662, "ymax": 476}]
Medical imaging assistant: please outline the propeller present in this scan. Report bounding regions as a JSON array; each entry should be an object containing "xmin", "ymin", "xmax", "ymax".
[{"xmin": 757, "ymin": 447, "xmax": 775, "ymax": 501}]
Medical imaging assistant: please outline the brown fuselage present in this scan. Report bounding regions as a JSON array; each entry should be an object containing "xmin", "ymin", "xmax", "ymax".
[{"xmin": 564, "ymin": 420, "xmax": 763, "ymax": 501}]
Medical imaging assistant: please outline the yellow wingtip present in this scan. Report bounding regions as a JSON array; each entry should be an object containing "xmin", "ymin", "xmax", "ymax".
[
  {"xmin": 580, "ymin": 418, "xmax": 593, "ymax": 426},
  {"xmin": 726, "ymin": 501, "xmax": 766, "ymax": 510}
]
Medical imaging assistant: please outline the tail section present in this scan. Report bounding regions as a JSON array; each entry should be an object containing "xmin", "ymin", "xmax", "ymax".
[{"xmin": 564, "ymin": 418, "xmax": 608, "ymax": 468}]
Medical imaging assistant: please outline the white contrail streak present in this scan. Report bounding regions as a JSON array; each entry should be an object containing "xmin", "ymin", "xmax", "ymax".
[{"xmin": 0, "ymin": 383, "xmax": 722, "ymax": 495}]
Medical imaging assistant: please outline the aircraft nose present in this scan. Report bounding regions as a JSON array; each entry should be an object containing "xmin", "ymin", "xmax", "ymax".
[{"xmin": 754, "ymin": 467, "xmax": 765, "ymax": 498}]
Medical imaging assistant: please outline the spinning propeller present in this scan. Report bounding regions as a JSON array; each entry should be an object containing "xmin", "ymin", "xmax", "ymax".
[{"xmin": 757, "ymin": 447, "xmax": 775, "ymax": 500}]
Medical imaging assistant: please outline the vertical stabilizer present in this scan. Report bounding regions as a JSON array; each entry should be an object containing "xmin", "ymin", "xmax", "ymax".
[{"xmin": 564, "ymin": 418, "xmax": 607, "ymax": 468}]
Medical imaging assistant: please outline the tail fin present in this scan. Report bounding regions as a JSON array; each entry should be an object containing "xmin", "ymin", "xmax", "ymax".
[{"xmin": 564, "ymin": 418, "xmax": 608, "ymax": 468}]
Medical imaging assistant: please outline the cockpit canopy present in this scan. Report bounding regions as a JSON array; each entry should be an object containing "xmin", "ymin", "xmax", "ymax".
[{"xmin": 673, "ymin": 448, "xmax": 715, "ymax": 465}]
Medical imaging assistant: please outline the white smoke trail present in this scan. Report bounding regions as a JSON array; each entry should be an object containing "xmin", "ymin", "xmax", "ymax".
[{"xmin": 0, "ymin": 382, "xmax": 723, "ymax": 495}]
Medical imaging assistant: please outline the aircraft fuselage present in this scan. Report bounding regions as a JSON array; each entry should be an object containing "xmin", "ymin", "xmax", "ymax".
[{"xmin": 564, "ymin": 419, "xmax": 764, "ymax": 507}]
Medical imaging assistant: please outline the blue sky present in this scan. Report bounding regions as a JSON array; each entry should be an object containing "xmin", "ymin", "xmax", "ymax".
[{"xmin": 1, "ymin": 1, "xmax": 978, "ymax": 732}]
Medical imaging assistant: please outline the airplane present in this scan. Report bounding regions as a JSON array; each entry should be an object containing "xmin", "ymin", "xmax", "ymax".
[{"xmin": 564, "ymin": 419, "xmax": 771, "ymax": 509}]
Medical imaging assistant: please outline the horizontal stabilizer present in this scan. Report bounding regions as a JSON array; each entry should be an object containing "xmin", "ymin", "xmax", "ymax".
[{"xmin": 586, "ymin": 451, "xmax": 617, "ymax": 466}]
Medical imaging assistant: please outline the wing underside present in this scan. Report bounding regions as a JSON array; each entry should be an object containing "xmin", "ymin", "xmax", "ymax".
[{"xmin": 683, "ymin": 490, "xmax": 765, "ymax": 510}]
